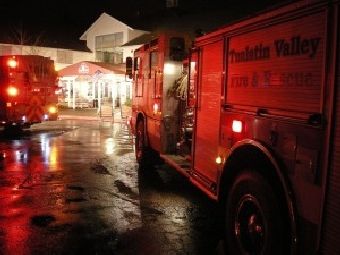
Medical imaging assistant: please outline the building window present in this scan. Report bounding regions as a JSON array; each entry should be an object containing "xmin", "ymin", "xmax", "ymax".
[
  {"xmin": 96, "ymin": 33, "xmax": 123, "ymax": 48},
  {"xmin": 95, "ymin": 33, "xmax": 124, "ymax": 64},
  {"xmin": 57, "ymin": 50, "xmax": 73, "ymax": 64}
]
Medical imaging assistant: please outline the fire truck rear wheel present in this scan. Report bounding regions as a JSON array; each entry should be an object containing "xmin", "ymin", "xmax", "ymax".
[
  {"xmin": 4, "ymin": 125, "xmax": 23, "ymax": 135},
  {"xmin": 225, "ymin": 170, "xmax": 286, "ymax": 255}
]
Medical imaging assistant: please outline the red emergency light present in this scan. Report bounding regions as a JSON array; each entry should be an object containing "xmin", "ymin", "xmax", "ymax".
[{"xmin": 7, "ymin": 58, "xmax": 17, "ymax": 69}]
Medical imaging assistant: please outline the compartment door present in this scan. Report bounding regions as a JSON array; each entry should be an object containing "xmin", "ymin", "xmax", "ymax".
[{"xmin": 193, "ymin": 40, "xmax": 224, "ymax": 182}]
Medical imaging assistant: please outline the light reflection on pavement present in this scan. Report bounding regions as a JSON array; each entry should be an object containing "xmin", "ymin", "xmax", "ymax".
[{"xmin": 0, "ymin": 119, "xmax": 221, "ymax": 255}]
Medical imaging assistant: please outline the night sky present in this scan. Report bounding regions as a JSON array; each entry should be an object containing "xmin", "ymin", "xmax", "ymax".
[{"xmin": 0, "ymin": 0, "xmax": 286, "ymax": 50}]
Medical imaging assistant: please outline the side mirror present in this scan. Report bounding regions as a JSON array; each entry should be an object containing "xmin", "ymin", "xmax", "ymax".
[{"xmin": 125, "ymin": 57, "xmax": 133, "ymax": 77}]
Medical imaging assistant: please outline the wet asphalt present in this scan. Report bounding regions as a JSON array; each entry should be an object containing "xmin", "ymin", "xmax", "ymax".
[{"xmin": 0, "ymin": 118, "xmax": 222, "ymax": 255}]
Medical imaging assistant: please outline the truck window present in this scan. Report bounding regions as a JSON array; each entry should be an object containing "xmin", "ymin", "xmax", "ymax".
[
  {"xmin": 150, "ymin": 51, "xmax": 161, "ymax": 98},
  {"xmin": 149, "ymin": 51, "xmax": 158, "ymax": 78},
  {"xmin": 150, "ymin": 51, "xmax": 158, "ymax": 67},
  {"xmin": 135, "ymin": 58, "xmax": 143, "ymax": 97},
  {"xmin": 169, "ymin": 37, "xmax": 185, "ymax": 61}
]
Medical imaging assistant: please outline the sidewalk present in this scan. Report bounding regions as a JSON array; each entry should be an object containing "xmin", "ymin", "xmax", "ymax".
[{"xmin": 58, "ymin": 106, "xmax": 131, "ymax": 122}]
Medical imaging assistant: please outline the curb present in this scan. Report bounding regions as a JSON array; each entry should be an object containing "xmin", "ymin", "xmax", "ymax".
[
  {"xmin": 58, "ymin": 115, "xmax": 99, "ymax": 121},
  {"xmin": 58, "ymin": 115, "xmax": 128, "ymax": 123}
]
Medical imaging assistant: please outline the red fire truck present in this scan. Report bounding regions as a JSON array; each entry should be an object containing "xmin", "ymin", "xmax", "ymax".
[
  {"xmin": 0, "ymin": 55, "xmax": 58, "ymax": 132},
  {"xmin": 126, "ymin": 0, "xmax": 340, "ymax": 254}
]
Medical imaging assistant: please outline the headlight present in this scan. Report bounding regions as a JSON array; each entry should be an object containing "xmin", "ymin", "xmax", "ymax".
[
  {"xmin": 7, "ymin": 86, "xmax": 18, "ymax": 97},
  {"xmin": 48, "ymin": 106, "xmax": 57, "ymax": 114},
  {"xmin": 7, "ymin": 58, "xmax": 17, "ymax": 68}
]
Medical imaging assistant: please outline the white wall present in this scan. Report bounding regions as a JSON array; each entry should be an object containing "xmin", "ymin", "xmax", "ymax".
[
  {"xmin": 80, "ymin": 12, "xmax": 149, "ymax": 62},
  {"xmin": 82, "ymin": 13, "xmax": 129, "ymax": 53}
]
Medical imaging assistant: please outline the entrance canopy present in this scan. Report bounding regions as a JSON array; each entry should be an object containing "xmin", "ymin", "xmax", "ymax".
[
  {"xmin": 57, "ymin": 61, "xmax": 130, "ymax": 109},
  {"xmin": 58, "ymin": 61, "xmax": 125, "ymax": 77}
]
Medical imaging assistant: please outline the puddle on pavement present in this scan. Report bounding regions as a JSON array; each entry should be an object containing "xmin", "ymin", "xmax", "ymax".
[
  {"xmin": 0, "ymin": 129, "xmax": 70, "ymax": 140},
  {"xmin": 90, "ymin": 161, "xmax": 112, "ymax": 175},
  {"xmin": 65, "ymin": 197, "xmax": 87, "ymax": 203},
  {"xmin": 140, "ymin": 205, "xmax": 163, "ymax": 215},
  {"xmin": 114, "ymin": 180, "xmax": 139, "ymax": 200},
  {"xmin": 31, "ymin": 214, "xmax": 56, "ymax": 227},
  {"xmin": 67, "ymin": 185, "xmax": 85, "ymax": 191},
  {"xmin": 123, "ymin": 211, "xmax": 140, "ymax": 220}
]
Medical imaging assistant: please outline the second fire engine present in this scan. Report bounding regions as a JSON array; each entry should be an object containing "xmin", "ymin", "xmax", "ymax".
[{"xmin": 0, "ymin": 55, "xmax": 58, "ymax": 132}]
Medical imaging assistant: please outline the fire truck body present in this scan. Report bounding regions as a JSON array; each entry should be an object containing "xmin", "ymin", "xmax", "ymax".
[
  {"xmin": 128, "ymin": 0, "xmax": 340, "ymax": 254},
  {"xmin": 0, "ymin": 55, "xmax": 58, "ymax": 131}
]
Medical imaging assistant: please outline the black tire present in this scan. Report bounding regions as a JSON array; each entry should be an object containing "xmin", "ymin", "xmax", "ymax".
[
  {"xmin": 4, "ymin": 124, "xmax": 23, "ymax": 136},
  {"xmin": 225, "ymin": 170, "xmax": 286, "ymax": 255}
]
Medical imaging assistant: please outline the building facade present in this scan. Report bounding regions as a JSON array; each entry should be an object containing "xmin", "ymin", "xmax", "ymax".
[{"xmin": 57, "ymin": 12, "xmax": 150, "ymax": 110}]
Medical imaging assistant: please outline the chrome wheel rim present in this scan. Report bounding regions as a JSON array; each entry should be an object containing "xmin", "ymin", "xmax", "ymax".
[{"xmin": 235, "ymin": 194, "xmax": 266, "ymax": 254}]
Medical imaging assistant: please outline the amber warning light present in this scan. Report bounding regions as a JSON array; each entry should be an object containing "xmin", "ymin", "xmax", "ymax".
[
  {"xmin": 232, "ymin": 120, "xmax": 243, "ymax": 133},
  {"xmin": 48, "ymin": 106, "xmax": 57, "ymax": 114}
]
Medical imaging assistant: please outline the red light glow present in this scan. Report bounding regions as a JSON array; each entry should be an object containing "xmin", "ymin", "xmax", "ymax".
[
  {"xmin": 7, "ymin": 86, "xmax": 18, "ymax": 97},
  {"xmin": 7, "ymin": 58, "xmax": 17, "ymax": 68}
]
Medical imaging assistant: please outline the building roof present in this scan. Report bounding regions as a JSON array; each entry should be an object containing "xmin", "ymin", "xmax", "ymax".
[
  {"xmin": 122, "ymin": 33, "xmax": 156, "ymax": 47},
  {"xmin": 80, "ymin": 12, "xmax": 133, "ymax": 41},
  {"xmin": 58, "ymin": 61, "xmax": 125, "ymax": 77}
]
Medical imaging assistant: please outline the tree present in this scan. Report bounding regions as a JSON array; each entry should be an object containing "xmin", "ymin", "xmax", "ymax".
[{"xmin": 9, "ymin": 23, "xmax": 46, "ymax": 55}]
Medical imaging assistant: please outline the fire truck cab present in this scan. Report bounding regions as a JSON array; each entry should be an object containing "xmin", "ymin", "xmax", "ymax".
[
  {"xmin": 127, "ymin": 0, "xmax": 340, "ymax": 254},
  {"xmin": 127, "ymin": 32, "xmax": 193, "ymax": 162},
  {"xmin": 0, "ymin": 55, "xmax": 58, "ymax": 132}
]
